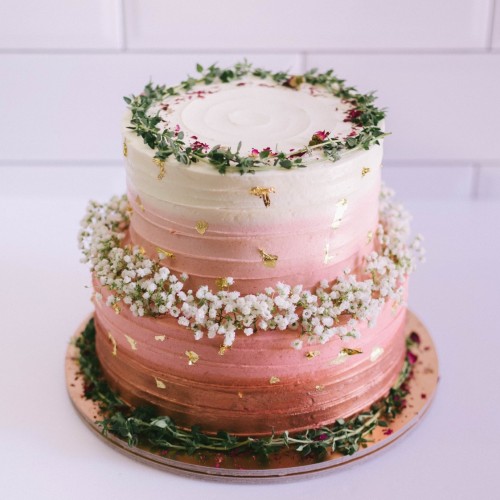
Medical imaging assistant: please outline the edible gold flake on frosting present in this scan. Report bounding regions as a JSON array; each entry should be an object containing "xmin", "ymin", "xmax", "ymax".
[
  {"xmin": 112, "ymin": 303, "xmax": 121, "ymax": 315},
  {"xmin": 135, "ymin": 195, "xmax": 145, "ymax": 211},
  {"xmin": 155, "ymin": 335, "xmax": 165, "ymax": 342},
  {"xmin": 185, "ymin": 350, "xmax": 199, "ymax": 365},
  {"xmin": 341, "ymin": 348, "xmax": 363, "ymax": 356},
  {"xmin": 108, "ymin": 332, "xmax": 117, "ymax": 356},
  {"xmin": 123, "ymin": 139, "xmax": 128, "ymax": 157},
  {"xmin": 156, "ymin": 247, "xmax": 175, "ymax": 259},
  {"xmin": 362, "ymin": 167, "xmax": 371, "ymax": 177},
  {"xmin": 315, "ymin": 385, "xmax": 325, "ymax": 391},
  {"xmin": 155, "ymin": 377, "xmax": 166, "ymax": 389},
  {"xmin": 153, "ymin": 158, "xmax": 166, "ymax": 180},
  {"xmin": 331, "ymin": 198, "xmax": 348, "ymax": 229},
  {"xmin": 269, "ymin": 376, "xmax": 281, "ymax": 384},
  {"xmin": 306, "ymin": 350, "xmax": 320, "ymax": 359},
  {"xmin": 218, "ymin": 344, "xmax": 230, "ymax": 355},
  {"xmin": 323, "ymin": 242, "xmax": 334, "ymax": 264},
  {"xmin": 195, "ymin": 220, "xmax": 209, "ymax": 235},
  {"xmin": 367, "ymin": 230, "xmax": 373, "ymax": 244},
  {"xmin": 124, "ymin": 335, "xmax": 138, "ymax": 351},
  {"xmin": 238, "ymin": 392, "xmax": 244, "ymax": 399},
  {"xmin": 139, "ymin": 246, "xmax": 146, "ymax": 255},
  {"xmin": 250, "ymin": 186, "xmax": 276, "ymax": 207},
  {"xmin": 391, "ymin": 302, "xmax": 399, "ymax": 315},
  {"xmin": 370, "ymin": 346, "xmax": 384, "ymax": 362},
  {"xmin": 259, "ymin": 248, "xmax": 278, "ymax": 268},
  {"xmin": 215, "ymin": 277, "xmax": 230, "ymax": 290}
]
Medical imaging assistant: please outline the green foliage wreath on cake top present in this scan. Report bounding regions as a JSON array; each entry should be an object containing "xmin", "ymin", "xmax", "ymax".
[
  {"xmin": 124, "ymin": 61, "xmax": 388, "ymax": 175},
  {"xmin": 76, "ymin": 317, "xmax": 419, "ymax": 460}
]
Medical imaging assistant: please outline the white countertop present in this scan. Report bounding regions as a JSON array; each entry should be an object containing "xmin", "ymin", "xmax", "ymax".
[{"xmin": 1, "ymin": 166, "xmax": 499, "ymax": 500}]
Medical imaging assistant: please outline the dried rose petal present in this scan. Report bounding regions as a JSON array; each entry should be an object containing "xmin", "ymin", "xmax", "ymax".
[
  {"xmin": 407, "ymin": 351, "xmax": 418, "ymax": 364},
  {"xmin": 309, "ymin": 130, "xmax": 330, "ymax": 146},
  {"xmin": 410, "ymin": 331, "xmax": 421, "ymax": 344}
]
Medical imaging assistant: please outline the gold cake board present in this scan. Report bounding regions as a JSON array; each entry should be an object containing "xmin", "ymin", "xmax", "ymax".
[{"xmin": 66, "ymin": 310, "xmax": 438, "ymax": 482}]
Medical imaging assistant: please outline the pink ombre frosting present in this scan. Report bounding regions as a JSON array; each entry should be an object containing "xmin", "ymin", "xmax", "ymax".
[
  {"xmin": 94, "ymin": 284, "xmax": 406, "ymax": 435},
  {"xmin": 90, "ymin": 77, "xmax": 408, "ymax": 436}
]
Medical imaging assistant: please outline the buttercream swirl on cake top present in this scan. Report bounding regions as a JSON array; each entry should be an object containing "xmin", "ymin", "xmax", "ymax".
[{"xmin": 146, "ymin": 79, "xmax": 355, "ymax": 155}]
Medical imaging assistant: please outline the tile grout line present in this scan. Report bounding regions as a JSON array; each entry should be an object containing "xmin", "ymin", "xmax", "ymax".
[
  {"xmin": 119, "ymin": 0, "xmax": 128, "ymax": 51},
  {"xmin": 487, "ymin": 0, "xmax": 497, "ymax": 50},
  {"xmin": 0, "ymin": 48, "xmax": 498, "ymax": 56}
]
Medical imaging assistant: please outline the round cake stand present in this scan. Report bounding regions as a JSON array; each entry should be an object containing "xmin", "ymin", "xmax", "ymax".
[{"xmin": 66, "ymin": 310, "xmax": 438, "ymax": 482}]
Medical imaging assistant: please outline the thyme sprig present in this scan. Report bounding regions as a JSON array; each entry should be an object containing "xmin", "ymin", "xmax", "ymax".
[
  {"xmin": 76, "ymin": 318, "xmax": 413, "ymax": 461},
  {"xmin": 124, "ymin": 62, "xmax": 388, "ymax": 175}
]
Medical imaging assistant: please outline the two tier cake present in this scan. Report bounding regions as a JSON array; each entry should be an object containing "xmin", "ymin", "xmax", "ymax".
[{"xmin": 79, "ymin": 62, "xmax": 423, "ymax": 442}]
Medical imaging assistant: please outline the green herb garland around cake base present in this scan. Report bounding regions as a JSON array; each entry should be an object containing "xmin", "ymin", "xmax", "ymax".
[{"xmin": 76, "ymin": 318, "xmax": 417, "ymax": 462}]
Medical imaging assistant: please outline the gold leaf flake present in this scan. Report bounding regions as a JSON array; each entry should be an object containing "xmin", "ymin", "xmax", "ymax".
[
  {"xmin": 215, "ymin": 277, "xmax": 230, "ymax": 290},
  {"xmin": 195, "ymin": 220, "xmax": 209, "ymax": 235},
  {"xmin": 112, "ymin": 303, "xmax": 121, "ymax": 315},
  {"xmin": 258, "ymin": 248, "xmax": 278, "ymax": 268},
  {"xmin": 218, "ymin": 344, "xmax": 230, "ymax": 356},
  {"xmin": 392, "ymin": 302, "xmax": 399, "ymax": 315},
  {"xmin": 370, "ymin": 346, "xmax": 384, "ymax": 362},
  {"xmin": 155, "ymin": 377, "xmax": 166, "ymax": 389},
  {"xmin": 123, "ymin": 139, "xmax": 128, "ymax": 157},
  {"xmin": 315, "ymin": 385, "xmax": 325, "ymax": 391},
  {"xmin": 324, "ymin": 242, "xmax": 334, "ymax": 264},
  {"xmin": 250, "ymin": 186, "xmax": 276, "ymax": 207},
  {"xmin": 108, "ymin": 332, "xmax": 117, "ymax": 356},
  {"xmin": 283, "ymin": 75, "xmax": 304, "ymax": 90},
  {"xmin": 361, "ymin": 167, "xmax": 371, "ymax": 177},
  {"xmin": 153, "ymin": 158, "xmax": 166, "ymax": 180},
  {"xmin": 124, "ymin": 335, "xmax": 138, "ymax": 351},
  {"xmin": 269, "ymin": 376, "xmax": 281, "ymax": 384},
  {"xmin": 367, "ymin": 230, "xmax": 373, "ymax": 244},
  {"xmin": 341, "ymin": 348, "xmax": 363, "ymax": 356},
  {"xmin": 135, "ymin": 195, "xmax": 145, "ymax": 211},
  {"xmin": 156, "ymin": 247, "xmax": 175, "ymax": 259},
  {"xmin": 238, "ymin": 391, "xmax": 244, "ymax": 399},
  {"xmin": 331, "ymin": 198, "xmax": 348, "ymax": 229},
  {"xmin": 306, "ymin": 350, "xmax": 320, "ymax": 359},
  {"xmin": 139, "ymin": 246, "xmax": 146, "ymax": 255},
  {"xmin": 154, "ymin": 335, "xmax": 165, "ymax": 342},
  {"xmin": 126, "ymin": 204, "xmax": 133, "ymax": 217},
  {"xmin": 185, "ymin": 350, "xmax": 199, "ymax": 365}
]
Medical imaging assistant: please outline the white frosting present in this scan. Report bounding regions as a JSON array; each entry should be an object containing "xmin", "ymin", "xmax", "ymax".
[
  {"xmin": 148, "ymin": 79, "xmax": 355, "ymax": 154},
  {"xmin": 122, "ymin": 77, "xmax": 384, "ymax": 292}
]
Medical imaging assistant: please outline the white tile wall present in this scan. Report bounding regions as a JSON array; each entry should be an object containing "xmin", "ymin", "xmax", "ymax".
[
  {"xmin": 0, "ymin": 53, "xmax": 301, "ymax": 162},
  {"xmin": 0, "ymin": 0, "xmax": 498, "ymax": 200},
  {"xmin": 0, "ymin": 0, "xmax": 122, "ymax": 50},
  {"xmin": 305, "ymin": 54, "xmax": 500, "ymax": 163},
  {"xmin": 124, "ymin": 0, "xmax": 491, "ymax": 50},
  {"xmin": 492, "ymin": 0, "xmax": 500, "ymax": 49},
  {"xmin": 382, "ymin": 165, "xmax": 475, "ymax": 199},
  {"xmin": 477, "ymin": 165, "xmax": 500, "ymax": 197}
]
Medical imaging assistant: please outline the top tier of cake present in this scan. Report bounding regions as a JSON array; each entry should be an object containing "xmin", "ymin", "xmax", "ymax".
[{"xmin": 122, "ymin": 65, "xmax": 385, "ymax": 295}]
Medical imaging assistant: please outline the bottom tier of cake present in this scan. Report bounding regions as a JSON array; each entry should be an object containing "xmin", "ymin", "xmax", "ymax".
[{"xmin": 93, "ymin": 288, "xmax": 407, "ymax": 436}]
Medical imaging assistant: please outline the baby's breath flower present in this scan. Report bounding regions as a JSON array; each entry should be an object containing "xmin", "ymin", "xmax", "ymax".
[{"xmin": 79, "ymin": 187, "xmax": 421, "ymax": 350}]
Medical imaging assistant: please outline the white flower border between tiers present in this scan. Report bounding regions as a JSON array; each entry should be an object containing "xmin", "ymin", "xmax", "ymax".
[{"xmin": 78, "ymin": 186, "xmax": 424, "ymax": 349}]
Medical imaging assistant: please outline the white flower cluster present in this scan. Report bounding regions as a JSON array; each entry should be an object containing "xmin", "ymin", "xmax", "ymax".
[{"xmin": 78, "ymin": 187, "xmax": 424, "ymax": 349}]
